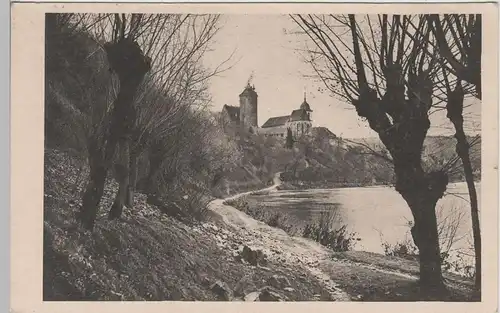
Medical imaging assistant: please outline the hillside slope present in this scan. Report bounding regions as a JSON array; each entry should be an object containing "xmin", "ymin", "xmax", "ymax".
[
  {"xmin": 44, "ymin": 149, "xmax": 340, "ymax": 301},
  {"xmin": 44, "ymin": 149, "xmax": 478, "ymax": 301}
]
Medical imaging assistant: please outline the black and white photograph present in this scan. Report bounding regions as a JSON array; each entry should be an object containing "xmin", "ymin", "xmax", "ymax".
[{"xmin": 36, "ymin": 8, "xmax": 490, "ymax": 304}]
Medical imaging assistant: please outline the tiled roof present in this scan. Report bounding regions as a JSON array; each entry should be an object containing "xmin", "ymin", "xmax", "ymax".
[
  {"xmin": 290, "ymin": 108, "xmax": 310, "ymax": 122},
  {"xmin": 261, "ymin": 115, "xmax": 290, "ymax": 128},
  {"xmin": 312, "ymin": 127, "xmax": 336, "ymax": 138},
  {"xmin": 223, "ymin": 105, "xmax": 240, "ymax": 123}
]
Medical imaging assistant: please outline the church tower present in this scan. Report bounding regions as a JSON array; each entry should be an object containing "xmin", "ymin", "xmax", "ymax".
[
  {"xmin": 300, "ymin": 91, "xmax": 313, "ymax": 121},
  {"xmin": 285, "ymin": 91, "xmax": 314, "ymax": 138},
  {"xmin": 239, "ymin": 83, "xmax": 258, "ymax": 131}
]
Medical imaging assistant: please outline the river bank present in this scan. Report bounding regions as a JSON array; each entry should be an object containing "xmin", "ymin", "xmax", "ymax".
[
  {"xmin": 209, "ymin": 179, "xmax": 478, "ymax": 301},
  {"xmin": 277, "ymin": 179, "xmax": 481, "ymax": 191},
  {"xmin": 227, "ymin": 179, "xmax": 480, "ymax": 279},
  {"xmin": 44, "ymin": 151, "xmax": 478, "ymax": 301}
]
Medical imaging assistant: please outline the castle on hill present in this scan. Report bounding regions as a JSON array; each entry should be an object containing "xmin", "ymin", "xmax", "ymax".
[{"xmin": 221, "ymin": 83, "xmax": 315, "ymax": 139}]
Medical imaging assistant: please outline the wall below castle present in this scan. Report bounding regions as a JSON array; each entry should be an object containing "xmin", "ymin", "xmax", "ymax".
[
  {"xmin": 286, "ymin": 121, "xmax": 312, "ymax": 138},
  {"xmin": 257, "ymin": 125, "xmax": 288, "ymax": 138},
  {"xmin": 257, "ymin": 122, "xmax": 313, "ymax": 139}
]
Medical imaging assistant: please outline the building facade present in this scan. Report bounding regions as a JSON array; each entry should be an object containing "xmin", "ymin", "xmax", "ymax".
[
  {"xmin": 221, "ymin": 84, "xmax": 314, "ymax": 139},
  {"xmin": 221, "ymin": 83, "xmax": 259, "ymax": 133},
  {"xmin": 239, "ymin": 84, "xmax": 258, "ymax": 132},
  {"xmin": 259, "ymin": 93, "xmax": 313, "ymax": 139}
]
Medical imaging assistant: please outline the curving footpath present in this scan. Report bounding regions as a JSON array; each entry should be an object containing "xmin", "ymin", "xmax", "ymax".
[{"xmin": 208, "ymin": 172, "xmax": 351, "ymax": 301}]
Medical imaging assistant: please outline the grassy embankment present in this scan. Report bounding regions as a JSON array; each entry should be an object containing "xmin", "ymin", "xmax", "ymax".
[
  {"xmin": 225, "ymin": 194, "xmax": 479, "ymax": 302},
  {"xmin": 44, "ymin": 150, "xmax": 478, "ymax": 302},
  {"xmin": 44, "ymin": 150, "xmax": 337, "ymax": 301}
]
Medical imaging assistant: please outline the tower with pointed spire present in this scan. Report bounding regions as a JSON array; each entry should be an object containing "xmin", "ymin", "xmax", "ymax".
[
  {"xmin": 284, "ymin": 91, "xmax": 313, "ymax": 138},
  {"xmin": 300, "ymin": 91, "xmax": 313, "ymax": 121}
]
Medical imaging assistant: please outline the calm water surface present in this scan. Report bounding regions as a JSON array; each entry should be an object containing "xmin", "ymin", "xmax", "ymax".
[{"xmin": 246, "ymin": 182, "xmax": 481, "ymax": 268}]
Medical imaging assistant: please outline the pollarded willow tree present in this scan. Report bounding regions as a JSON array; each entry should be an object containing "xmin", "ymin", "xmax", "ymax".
[
  {"xmin": 119, "ymin": 15, "xmax": 227, "ymax": 210},
  {"xmin": 428, "ymin": 14, "xmax": 481, "ymax": 99},
  {"xmin": 291, "ymin": 14, "xmax": 451, "ymax": 290},
  {"xmin": 65, "ymin": 13, "xmax": 224, "ymax": 230},
  {"xmin": 428, "ymin": 14, "xmax": 482, "ymax": 290}
]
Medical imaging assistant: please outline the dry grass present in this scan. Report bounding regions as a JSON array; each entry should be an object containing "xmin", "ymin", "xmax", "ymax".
[
  {"xmin": 328, "ymin": 251, "xmax": 478, "ymax": 301},
  {"xmin": 226, "ymin": 197, "xmax": 358, "ymax": 251},
  {"xmin": 44, "ymin": 150, "xmax": 479, "ymax": 302},
  {"xmin": 223, "ymin": 180, "xmax": 478, "ymax": 302},
  {"xmin": 43, "ymin": 150, "xmax": 333, "ymax": 301},
  {"xmin": 224, "ymin": 196, "xmax": 300, "ymax": 235}
]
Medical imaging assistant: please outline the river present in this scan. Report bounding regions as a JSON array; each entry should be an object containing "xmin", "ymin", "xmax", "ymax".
[{"xmin": 245, "ymin": 182, "xmax": 480, "ymax": 274}]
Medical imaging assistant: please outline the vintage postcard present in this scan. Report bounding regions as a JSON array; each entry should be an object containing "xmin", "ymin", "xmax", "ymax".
[{"xmin": 10, "ymin": 2, "xmax": 499, "ymax": 313}]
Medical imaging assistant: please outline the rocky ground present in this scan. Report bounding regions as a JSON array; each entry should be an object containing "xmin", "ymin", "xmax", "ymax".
[
  {"xmin": 206, "ymin": 191, "xmax": 478, "ymax": 302},
  {"xmin": 43, "ymin": 149, "xmax": 478, "ymax": 302},
  {"xmin": 44, "ymin": 150, "xmax": 344, "ymax": 301}
]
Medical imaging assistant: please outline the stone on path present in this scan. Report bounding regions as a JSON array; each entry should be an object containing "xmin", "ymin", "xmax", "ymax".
[
  {"xmin": 267, "ymin": 274, "xmax": 291, "ymax": 289},
  {"xmin": 240, "ymin": 245, "xmax": 267, "ymax": 266},
  {"xmin": 258, "ymin": 286, "xmax": 288, "ymax": 302},
  {"xmin": 210, "ymin": 280, "xmax": 232, "ymax": 301},
  {"xmin": 233, "ymin": 274, "xmax": 255, "ymax": 297},
  {"xmin": 244, "ymin": 291, "xmax": 260, "ymax": 301}
]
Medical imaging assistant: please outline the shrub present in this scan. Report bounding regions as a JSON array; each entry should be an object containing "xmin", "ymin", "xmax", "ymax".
[
  {"xmin": 227, "ymin": 197, "xmax": 358, "ymax": 251},
  {"xmin": 381, "ymin": 204, "xmax": 476, "ymax": 279},
  {"xmin": 302, "ymin": 210, "xmax": 359, "ymax": 252},
  {"xmin": 225, "ymin": 196, "xmax": 297, "ymax": 234},
  {"xmin": 382, "ymin": 238, "xmax": 419, "ymax": 261},
  {"xmin": 223, "ymin": 196, "xmax": 249, "ymax": 209},
  {"xmin": 179, "ymin": 189, "xmax": 212, "ymax": 221},
  {"xmin": 267, "ymin": 213, "xmax": 281, "ymax": 227},
  {"xmin": 265, "ymin": 212, "xmax": 295, "ymax": 234}
]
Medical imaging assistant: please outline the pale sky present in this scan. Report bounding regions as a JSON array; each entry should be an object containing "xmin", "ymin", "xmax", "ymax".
[{"xmin": 202, "ymin": 14, "xmax": 481, "ymax": 139}]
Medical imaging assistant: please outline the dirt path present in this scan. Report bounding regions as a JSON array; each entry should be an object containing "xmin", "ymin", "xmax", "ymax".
[
  {"xmin": 208, "ymin": 172, "xmax": 351, "ymax": 301},
  {"xmin": 205, "ymin": 172, "xmax": 476, "ymax": 301}
]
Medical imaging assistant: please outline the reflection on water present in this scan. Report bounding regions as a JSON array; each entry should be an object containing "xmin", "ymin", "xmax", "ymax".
[{"xmin": 246, "ymin": 182, "xmax": 480, "ymax": 269}]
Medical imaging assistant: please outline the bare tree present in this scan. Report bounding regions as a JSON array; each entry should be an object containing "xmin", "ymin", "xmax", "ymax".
[
  {"xmin": 442, "ymin": 75, "xmax": 481, "ymax": 290},
  {"xmin": 428, "ymin": 14, "xmax": 481, "ymax": 99},
  {"xmin": 436, "ymin": 203, "xmax": 467, "ymax": 259},
  {"xmin": 129, "ymin": 15, "xmax": 234, "ymax": 210},
  {"xmin": 291, "ymin": 14, "xmax": 451, "ymax": 290},
  {"xmin": 45, "ymin": 13, "xmax": 116, "ymax": 202},
  {"xmin": 427, "ymin": 14, "xmax": 482, "ymax": 290},
  {"xmin": 73, "ymin": 14, "xmax": 153, "ymax": 229},
  {"xmin": 65, "ymin": 14, "xmax": 224, "ymax": 230}
]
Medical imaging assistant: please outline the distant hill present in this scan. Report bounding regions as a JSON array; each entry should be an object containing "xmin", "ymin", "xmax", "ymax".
[
  {"xmin": 326, "ymin": 134, "xmax": 481, "ymax": 184},
  {"xmin": 226, "ymin": 128, "xmax": 481, "ymax": 190}
]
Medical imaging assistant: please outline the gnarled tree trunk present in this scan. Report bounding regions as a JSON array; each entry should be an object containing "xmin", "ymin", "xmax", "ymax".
[
  {"xmin": 125, "ymin": 150, "xmax": 139, "ymax": 208},
  {"xmin": 78, "ymin": 141, "xmax": 107, "ymax": 230},
  {"xmin": 291, "ymin": 13, "xmax": 452, "ymax": 290},
  {"xmin": 395, "ymin": 160, "xmax": 448, "ymax": 289},
  {"xmin": 105, "ymin": 38, "xmax": 151, "ymax": 220},
  {"xmin": 378, "ymin": 110, "xmax": 448, "ymax": 290},
  {"xmin": 108, "ymin": 138, "xmax": 131, "ymax": 219},
  {"xmin": 446, "ymin": 82, "xmax": 481, "ymax": 290},
  {"xmin": 78, "ymin": 38, "xmax": 151, "ymax": 229},
  {"xmin": 348, "ymin": 13, "xmax": 447, "ymax": 287}
]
